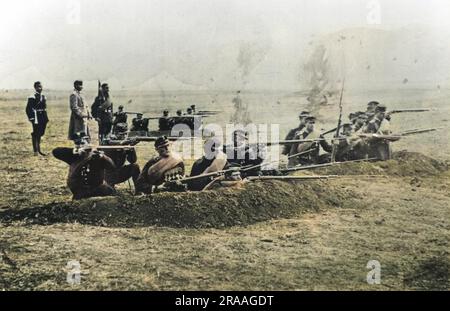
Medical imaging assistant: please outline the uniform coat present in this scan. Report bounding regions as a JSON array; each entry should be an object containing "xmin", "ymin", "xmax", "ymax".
[{"xmin": 68, "ymin": 90, "xmax": 91, "ymax": 140}]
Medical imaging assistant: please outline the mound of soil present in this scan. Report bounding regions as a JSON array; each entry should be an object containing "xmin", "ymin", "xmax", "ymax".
[
  {"xmin": 314, "ymin": 151, "xmax": 448, "ymax": 177},
  {"xmin": 0, "ymin": 151, "xmax": 446, "ymax": 228},
  {"xmin": 0, "ymin": 180, "xmax": 358, "ymax": 228}
]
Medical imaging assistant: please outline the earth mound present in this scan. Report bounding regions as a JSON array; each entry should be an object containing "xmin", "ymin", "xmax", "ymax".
[{"xmin": 0, "ymin": 152, "xmax": 447, "ymax": 228}]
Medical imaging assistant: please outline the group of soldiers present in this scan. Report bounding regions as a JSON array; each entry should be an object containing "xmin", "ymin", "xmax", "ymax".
[
  {"xmin": 283, "ymin": 100, "xmax": 393, "ymax": 167},
  {"xmin": 26, "ymin": 80, "xmax": 397, "ymax": 200}
]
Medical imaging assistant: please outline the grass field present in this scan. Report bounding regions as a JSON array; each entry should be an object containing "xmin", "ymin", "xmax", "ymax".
[{"xmin": 0, "ymin": 88, "xmax": 449, "ymax": 290}]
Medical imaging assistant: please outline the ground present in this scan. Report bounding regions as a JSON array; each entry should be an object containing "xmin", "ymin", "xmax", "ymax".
[{"xmin": 0, "ymin": 89, "xmax": 449, "ymax": 290}]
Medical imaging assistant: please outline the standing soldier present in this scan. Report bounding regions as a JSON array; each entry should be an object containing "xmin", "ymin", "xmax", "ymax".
[
  {"xmin": 113, "ymin": 105, "xmax": 128, "ymax": 134},
  {"xmin": 68, "ymin": 80, "xmax": 91, "ymax": 145},
  {"xmin": 91, "ymin": 83, "xmax": 114, "ymax": 142},
  {"xmin": 135, "ymin": 136, "xmax": 185, "ymax": 194},
  {"xmin": 26, "ymin": 81, "xmax": 49, "ymax": 156}
]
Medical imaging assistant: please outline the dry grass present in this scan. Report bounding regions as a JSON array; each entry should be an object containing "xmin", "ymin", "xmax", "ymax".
[{"xmin": 0, "ymin": 90, "xmax": 449, "ymax": 290}]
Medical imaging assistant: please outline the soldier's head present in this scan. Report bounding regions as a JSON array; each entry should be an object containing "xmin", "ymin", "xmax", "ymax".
[
  {"xmin": 118, "ymin": 105, "xmax": 124, "ymax": 112},
  {"xmin": 299, "ymin": 111, "xmax": 310, "ymax": 125},
  {"xmin": 137, "ymin": 113, "xmax": 143, "ymax": 119},
  {"xmin": 342, "ymin": 123, "xmax": 353, "ymax": 136},
  {"xmin": 190, "ymin": 105, "xmax": 196, "ymax": 112},
  {"xmin": 176, "ymin": 109, "xmax": 182, "ymax": 116},
  {"xmin": 356, "ymin": 113, "xmax": 368, "ymax": 126},
  {"xmin": 367, "ymin": 101, "xmax": 379, "ymax": 113},
  {"xmin": 74, "ymin": 80, "xmax": 83, "ymax": 92},
  {"xmin": 232, "ymin": 129, "xmax": 248, "ymax": 147},
  {"xmin": 155, "ymin": 136, "xmax": 171, "ymax": 157},
  {"xmin": 34, "ymin": 81, "xmax": 42, "ymax": 94},
  {"xmin": 186, "ymin": 107, "xmax": 193, "ymax": 115},
  {"xmin": 305, "ymin": 116, "xmax": 316, "ymax": 132},
  {"xmin": 375, "ymin": 104, "xmax": 387, "ymax": 119},
  {"xmin": 101, "ymin": 83, "xmax": 109, "ymax": 94},
  {"xmin": 163, "ymin": 110, "xmax": 169, "ymax": 117}
]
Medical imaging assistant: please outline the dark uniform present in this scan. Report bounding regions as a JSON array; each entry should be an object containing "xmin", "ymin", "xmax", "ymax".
[
  {"xmin": 91, "ymin": 93, "xmax": 113, "ymax": 141},
  {"xmin": 52, "ymin": 147, "xmax": 116, "ymax": 200},
  {"xmin": 130, "ymin": 115, "xmax": 149, "ymax": 134},
  {"xmin": 158, "ymin": 110, "xmax": 171, "ymax": 131},
  {"xmin": 189, "ymin": 138, "xmax": 229, "ymax": 191},
  {"xmin": 26, "ymin": 89, "xmax": 49, "ymax": 155},
  {"xmin": 113, "ymin": 106, "xmax": 128, "ymax": 134},
  {"xmin": 103, "ymin": 147, "xmax": 140, "ymax": 188},
  {"xmin": 282, "ymin": 111, "xmax": 310, "ymax": 156},
  {"xmin": 289, "ymin": 116, "xmax": 332, "ymax": 166}
]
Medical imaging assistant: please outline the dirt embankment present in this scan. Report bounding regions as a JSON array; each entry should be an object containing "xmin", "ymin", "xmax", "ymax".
[{"xmin": 0, "ymin": 151, "xmax": 448, "ymax": 229}]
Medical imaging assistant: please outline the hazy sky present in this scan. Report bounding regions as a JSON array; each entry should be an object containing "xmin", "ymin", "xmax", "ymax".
[{"xmin": 1, "ymin": 0, "xmax": 449, "ymax": 89}]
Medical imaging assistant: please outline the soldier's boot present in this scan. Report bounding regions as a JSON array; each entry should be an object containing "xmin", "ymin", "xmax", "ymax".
[
  {"xmin": 37, "ymin": 135, "xmax": 47, "ymax": 156},
  {"xmin": 31, "ymin": 133, "xmax": 38, "ymax": 156}
]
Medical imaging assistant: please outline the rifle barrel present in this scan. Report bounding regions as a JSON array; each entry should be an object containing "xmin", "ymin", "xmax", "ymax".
[{"xmin": 246, "ymin": 175, "xmax": 338, "ymax": 181}]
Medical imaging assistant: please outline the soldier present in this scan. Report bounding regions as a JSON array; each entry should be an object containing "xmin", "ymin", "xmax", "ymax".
[
  {"xmin": 101, "ymin": 130, "xmax": 141, "ymax": 190},
  {"xmin": 289, "ymin": 116, "xmax": 332, "ymax": 166},
  {"xmin": 130, "ymin": 113, "xmax": 149, "ymax": 135},
  {"xmin": 91, "ymin": 83, "xmax": 114, "ymax": 142},
  {"xmin": 364, "ymin": 104, "xmax": 392, "ymax": 160},
  {"xmin": 113, "ymin": 105, "xmax": 128, "ymax": 134},
  {"xmin": 223, "ymin": 129, "xmax": 265, "ymax": 177},
  {"xmin": 52, "ymin": 146, "xmax": 116, "ymax": 200},
  {"xmin": 353, "ymin": 113, "xmax": 369, "ymax": 133},
  {"xmin": 26, "ymin": 81, "xmax": 49, "ymax": 156},
  {"xmin": 332, "ymin": 123, "xmax": 357, "ymax": 162},
  {"xmin": 189, "ymin": 137, "xmax": 229, "ymax": 191},
  {"xmin": 366, "ymin": 101, "xmax": 379, "ymax": 114},
  {"xmin": 158, "ymin": 110, "xmax": 171, "ymax": 131},
  {"xmin": 68, "ymin": 80, "xmax": 91, "ymax": 145},
  {"xmin": 135, "ymin": 136, "xmax": 185, "ymax": 194},
  {"xmin": 282, "ymin": 111, "xmax": 310, "ymax": 156}
]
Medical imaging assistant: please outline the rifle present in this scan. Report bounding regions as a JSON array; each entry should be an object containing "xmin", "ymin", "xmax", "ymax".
[
  {"xmin": 280, "ymin": 158, "xmax": 376, "ymax": 173},
  {"xmin": 331, "ymin": 78, "xmax": 345, "ymax": 162},
  {"xmin": 358, "ymin": 127, "xmax": 443, "ymax": 141},
  {"xmin": 263, "ymin": 138, "xmax": 325, "ymax": 146},
  {"xmin": 132, "ymin": 136, "xmax": 195, "ymax": 142},
  {"xmin": 165, "ymin": 167, "xmax": 242, "ymax": 185},
  {"xmin": 246, "ymin": 175, "xmax": 339, "ymax": 182},
  {"xmin": 388, "ymin": 108, "xmax": 432, "ymax": 115}
]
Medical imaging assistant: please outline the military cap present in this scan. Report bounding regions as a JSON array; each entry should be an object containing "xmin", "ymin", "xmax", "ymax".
[
  {"xmin": 163, "ymin": 109, "xmax": 169, "ymax": 114},
  {"xmin": 375, "ymin": 104, "xmax": 387, "ymax": 112},
  {"xmin": 155, "ymin": 136, "xmax": 170, "ymax": 148},
  {"xmin": 299, "ymin": 111, "xmax": 310, "ymax": 117},
  {"xmin": 367, "ymin": 101, "xmax": 380, "ymax": 107},
  {"xmin": 74, "ymin": 80, "xmax": 83, "ymax": 86},
  {"xmin": 305, "ymin": 116, "xmax": 316, "ymax": 122},
  {"xmin": 118, "ymin": 105, "xmax": 124, "ymax": 109}
]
